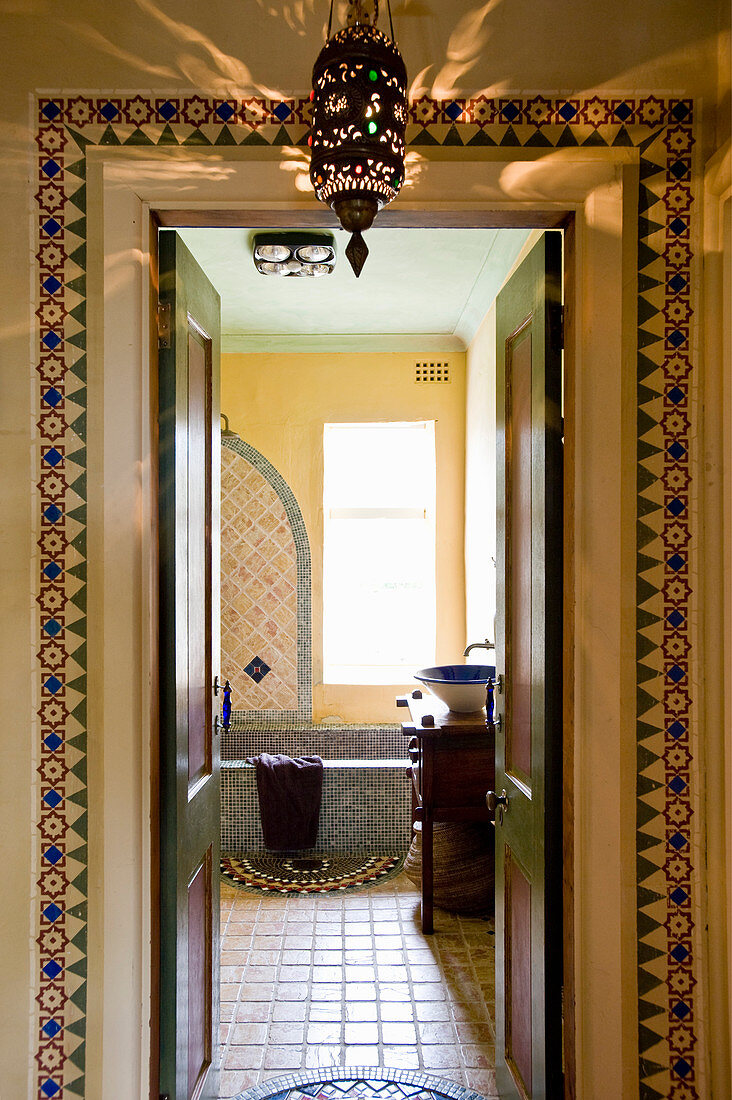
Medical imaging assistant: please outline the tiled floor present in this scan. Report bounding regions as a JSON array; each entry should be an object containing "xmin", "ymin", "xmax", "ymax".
[{"xmin": 219, "ymin": 872, "xmax": 497, "ymax": 1100}]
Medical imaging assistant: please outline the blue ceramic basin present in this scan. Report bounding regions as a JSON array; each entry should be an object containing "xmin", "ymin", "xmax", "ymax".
[{"xmin": 414, "ymin": 664, "xmax": 495, "ymax": 714}]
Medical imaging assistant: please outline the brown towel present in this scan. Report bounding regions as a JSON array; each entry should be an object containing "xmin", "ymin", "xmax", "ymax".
[{"xmin": 250, "ymin": 753, "xmax": 323, "ymax": 851}]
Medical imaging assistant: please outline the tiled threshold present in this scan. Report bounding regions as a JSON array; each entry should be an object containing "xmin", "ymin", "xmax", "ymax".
[{"xmin": 219, "ymin": 872, "xmax": 497, "ymax": 1100}]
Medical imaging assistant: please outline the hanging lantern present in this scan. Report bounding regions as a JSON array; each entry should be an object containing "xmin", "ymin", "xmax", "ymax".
[{"xmin": 309, "ymin": 0, "xmax": 408, "ymax": 276}]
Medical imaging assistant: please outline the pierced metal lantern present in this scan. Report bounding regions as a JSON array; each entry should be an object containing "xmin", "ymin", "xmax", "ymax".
[{"xmin": 309, "ymin": 0, "xmax": 407, "ymax": 276}]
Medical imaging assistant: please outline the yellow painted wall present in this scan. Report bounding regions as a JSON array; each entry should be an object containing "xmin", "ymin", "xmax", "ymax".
[{"xmin": 222, "ymin": 350, "xmax": 467, "ymax": 723}]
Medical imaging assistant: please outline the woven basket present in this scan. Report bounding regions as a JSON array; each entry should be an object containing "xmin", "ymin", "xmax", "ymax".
[{"xmin": 403, "ymin": 820, "xmax": 494, "ymax": 914}]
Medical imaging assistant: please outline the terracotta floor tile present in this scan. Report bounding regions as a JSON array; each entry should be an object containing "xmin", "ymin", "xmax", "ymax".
[
  {"xmin": 309, "ymin": 1002, "xmax": 344, "ymax": 1022},
  {"xmin": 344, "ymin": 1021, "xmax": 379, "ymax": 1045},
  {"xmin": 248, "ymin": 950, "xmax": 280, "ymax": 965},
  {"xmin": 418, "ymin": 1021, "xmax": 457, "ymax": 1044},
  {"xmin": 344, "ymin": 949, "xmax": 372, "ymax": 964},
  {"xmin": 414, "ymin": 1001, "xmax": 451, "ymax": 1022},
  {"xmin": 377, "ymin": 982, "xmax": 411, "ymax": 1002},
  {"xmin": 224, "ymin": 1044, "xmax": 265, "ymax": 1070},
  {"xmin": 374, "ymin": 935, "xmax": 403, "ymax": 949},
  {"xmin": 460, "ymin": 1043, "xmax": 496, "ymax": 1068},
  {"xmin": 307, "ymin": 1021, "xmax": 342, "ymax": 1044},
  {"xmin": 376, "ymin": 964, "xmax": 405, "ymax": 982},
  {"xmin": 304, "ymin": 1043, "xmax": 341, "ymax": 1068},
  {"xmin": 274, "ymin": 980, "xmax": 309, "ymax": 1001},
  {"xmin": 219, "ymin": 1069, "xmax": 258, "ymax": 1097},
  {"xmin": 411, "ymin": 984, "xmax": 447, "ymax": 1002},
  {"xmin": 271, "ymin": 1001, "xmax": 307, "ymax": 1022},
  {"xmin": 218, "ymin": 874, "xmax": 496, "ymax": 1087},
  {"xmin": 263, "ymin": 1045, "xmax": 303, "ymax": 1070},
  {"xmin": 239, "ymin": 981, "xmax": 275, "ymax": 1001},
  {"xmin": 381, "ymin": 1047, "xmax": 421, "ymax": 1070},
  {"xmin": 221, "ymin": 964, "xmax": 246, "ymax": 981},
  {"xmin": 379, "ymin": 1001, "xmax": 415, "ymax": 1022},
  {"xmin": 281, "ymin": 949, "xmax": 311, "ymax": 965},
  {"xmin": 381, "ymin": 1022, "xmax": 417, "ymax": 1045},
  {"xmin": 345, "ymin": 964, "xmax": 376, "ymax": 982},
  {"xmin": 421, "ymin": 1044, "xmax": 461, "ymax": 1069},
  {"xmin": 283, "ymin": 936, "xmax": 314, "ymax": 949},
  {"xmin": 345, "ymin": 1001, "xmax": 379, "ymax": 1022},
  {"xmin": 464, "ymin": 1067, "xmax": 499, "ymax": 1094},
  {"xmin": 236, "ymin": 1002, "xmax": 271, "ymax": 1023},
  {"xmin": 344, "ymin": 982, "xmax": 377, "ymax": 1001},
  {"xmin": 229, "ymin": 1022, "xmax": 268, "ymax": 1045},
  {"xmin": 267, "ymin": 1021, "xmax": 304, "ymax": 1045},
  {"xmin": 345, "ymin": 1046, "xmax": 380, "ymax": 1066},
  {"xmin": 222, "ymin": 936, "xmax": 253, "ymax": 951},
  {"xmin": 313, "ymin": 964, "xmax": 343, "ymax": 982},
  {"xmin": 450, "ymin": 1001, "xmax": 490, "ymax": 1023}
]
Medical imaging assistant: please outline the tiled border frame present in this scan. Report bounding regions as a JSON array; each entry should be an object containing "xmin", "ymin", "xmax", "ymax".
[
  {"xmin": 222, "ymin": 435, "xmax": 313, "ymax": 722},
  {"xmin": 33, "ymin": 92, "xmax": 698, "ymax": 1098}
]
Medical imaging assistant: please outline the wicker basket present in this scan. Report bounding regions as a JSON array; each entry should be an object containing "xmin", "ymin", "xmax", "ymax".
[{"xmin": 403, "ymin": 820, "xmax": 494, "ymax": 914}]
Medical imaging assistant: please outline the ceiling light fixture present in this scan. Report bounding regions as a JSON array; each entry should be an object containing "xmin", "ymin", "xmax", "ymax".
[
  {"xmin": 309, "ymin": 0, "xmax": 407, "ymax": 278},
  {"xmin": 252, "ymin": 232, "xmax": 336, "ymax": 277}
]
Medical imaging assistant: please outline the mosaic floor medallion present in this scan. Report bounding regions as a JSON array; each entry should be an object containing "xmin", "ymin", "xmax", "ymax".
[
  {"xmin": 221, "ymin": 853, "xmax": 405, "ymax": 894},
  {"xmin": 236, "ymin": 1067, "xmax": 495, "ymax": 1100}
]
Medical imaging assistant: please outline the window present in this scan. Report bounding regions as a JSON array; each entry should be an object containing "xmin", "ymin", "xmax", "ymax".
[{"xmin": 323, "ymin": 421, "xmax": 436, "ymax": 683}]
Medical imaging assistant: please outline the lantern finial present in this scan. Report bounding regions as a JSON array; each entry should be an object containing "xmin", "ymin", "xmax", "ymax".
[{"xmin": 309, "ymin": 0, "xmax": 407, "ymax": 276}]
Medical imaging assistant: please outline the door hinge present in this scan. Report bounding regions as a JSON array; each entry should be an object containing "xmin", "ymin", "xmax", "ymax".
[{"xmin": 157, "ymin": 300, "xmax": 171, "ymax": 349}]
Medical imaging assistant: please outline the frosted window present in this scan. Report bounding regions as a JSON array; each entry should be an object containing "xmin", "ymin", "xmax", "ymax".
[{"xmin": 323, "ymin": 422, "xmax": 436, "ymax": 683}]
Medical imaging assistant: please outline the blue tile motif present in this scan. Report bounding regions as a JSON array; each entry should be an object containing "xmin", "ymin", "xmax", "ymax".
[{"xmin": 244, "ymin": 657, "xmax": 271, "ymax": 684}]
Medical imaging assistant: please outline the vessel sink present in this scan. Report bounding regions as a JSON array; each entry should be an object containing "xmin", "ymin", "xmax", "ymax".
[{"xmin": 414, "ymin": 664, "xmax": 496, "ymax": 714}]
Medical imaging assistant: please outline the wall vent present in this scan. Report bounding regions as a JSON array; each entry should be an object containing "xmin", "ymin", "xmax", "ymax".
[{"xmin": 415, "ymin": 362, "xmax": 450, "ymax": 384}]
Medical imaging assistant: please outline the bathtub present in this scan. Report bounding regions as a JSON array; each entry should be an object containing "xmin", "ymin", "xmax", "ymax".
[{"xmin": 220, "ymin": 721, "xmax": 411, "ymax": 854}]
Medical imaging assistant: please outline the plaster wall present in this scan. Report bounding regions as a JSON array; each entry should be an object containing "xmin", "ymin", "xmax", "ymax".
[
  {"xmin": 221, "ymin": 350, "xmax": 467, "ymax": 724},
  {"xmin": 0, "ymin": 1, "xmax": 729, "ymax": 1098}
]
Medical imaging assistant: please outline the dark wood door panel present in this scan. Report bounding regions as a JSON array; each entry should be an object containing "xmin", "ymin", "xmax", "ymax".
[
  {"xmin": 159, "ymin": 231, "xmax": 221, "ymax": 1100},
  {"xmin": 495, "ymin": 233, "xmax": 563, "ymax": 1099}
]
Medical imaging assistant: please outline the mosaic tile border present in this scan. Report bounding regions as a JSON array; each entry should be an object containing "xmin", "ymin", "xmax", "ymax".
[
  {"xmin": 236, "ymin": 1065, "xmax": 495, "ymax": 1100},
  {"xmin": 223, "ymin": 435, "xmax": 313, "ymax": 721},
  {"xmin": 32, "ymin": 92, "xmax": 698, "ymax": 1098}
]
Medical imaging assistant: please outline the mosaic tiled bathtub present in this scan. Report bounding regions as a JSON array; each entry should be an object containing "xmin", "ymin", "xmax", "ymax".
[{"xmin": 221, "ymin": 724, "xmax": 411, "ymax": 854}]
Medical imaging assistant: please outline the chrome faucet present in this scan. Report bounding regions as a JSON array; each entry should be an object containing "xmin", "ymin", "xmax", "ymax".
[{"xmin": 463, "ymin": 638, "xmax": 495, "ymax": 657}]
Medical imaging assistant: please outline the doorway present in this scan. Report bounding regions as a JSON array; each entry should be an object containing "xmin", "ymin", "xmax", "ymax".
[{"xmin": 161, "ymin": 221, "xmax": 570, "ymax": 1099}]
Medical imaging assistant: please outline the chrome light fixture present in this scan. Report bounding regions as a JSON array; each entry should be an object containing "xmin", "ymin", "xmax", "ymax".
[
  {"xmin": 252, "ymin": 232, "xmax": 336, "ymax": 277},
  {"xmin": 309, "ymin": 0, "xmax": 407, "ymax": 277}
]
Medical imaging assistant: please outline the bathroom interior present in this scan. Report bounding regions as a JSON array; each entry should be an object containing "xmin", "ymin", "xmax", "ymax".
[{"xmin": 178, "ymin": 223, "xmax": 542, "ymax": 1097}]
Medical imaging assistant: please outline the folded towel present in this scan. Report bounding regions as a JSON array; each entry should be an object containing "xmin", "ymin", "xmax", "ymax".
[{"xmin": 249, "ymin": 753, "xmax": 323, "ymax": 851}]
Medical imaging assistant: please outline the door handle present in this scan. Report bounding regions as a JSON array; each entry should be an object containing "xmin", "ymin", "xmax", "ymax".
[{"xmin": 486, "ymin": 788, "xmax": 508, "ymax": 827}]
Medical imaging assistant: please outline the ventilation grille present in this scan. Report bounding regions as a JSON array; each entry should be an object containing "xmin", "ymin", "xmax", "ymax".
[{"xmin": 415, "ymin": 362, "xmax": 450, "ymax": 384}]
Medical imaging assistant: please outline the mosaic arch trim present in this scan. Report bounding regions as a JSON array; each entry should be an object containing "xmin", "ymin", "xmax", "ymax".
[
  {"xmin": 222, "ymin": 435, "xmax": 313, "ymax": 722},
  {"xmin": 33, "ymin": 91, "xmax": 697, "ymax": 1099}
]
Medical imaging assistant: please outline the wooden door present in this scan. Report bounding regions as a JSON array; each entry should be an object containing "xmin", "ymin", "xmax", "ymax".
[
  {"xmin": 158, "ymin": 231, "xmax": 221, "ymax": 1100},
  {"xmin": 493, "ymin": 233, "xmax": 563, "ymax": 1099}
]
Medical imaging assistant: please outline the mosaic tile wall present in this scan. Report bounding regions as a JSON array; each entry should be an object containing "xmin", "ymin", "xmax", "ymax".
[
  {"xmin": 32, "ymin": 91, "xmax": 699, "ymax": 1099},
  {"xmin": 222, "ymin": 436, "xmax": 312, "ymax": 721},
  {"xmin": 221, "ymin": 754, "xmax": 411, "ymax": 853},
  {"xmin": 222, "ymin": 724, "xmax": 406, "ymax": 762}
]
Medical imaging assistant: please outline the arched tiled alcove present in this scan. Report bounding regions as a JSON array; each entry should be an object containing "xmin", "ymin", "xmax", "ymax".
[{"xmin": 221, "ymin": 436, "xmax": 312, "ymax": 722}]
